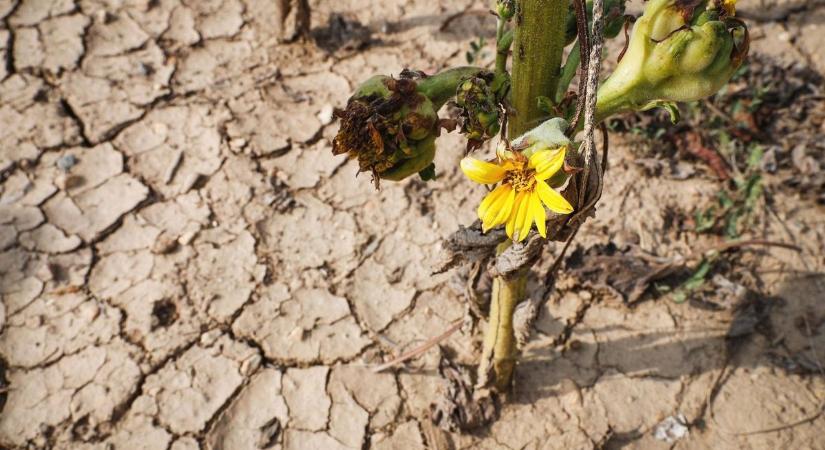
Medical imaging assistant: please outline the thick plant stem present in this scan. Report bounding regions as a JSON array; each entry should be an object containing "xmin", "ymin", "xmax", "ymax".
[
  {"xmin": 478, "ymin": 243, "xmax": 528, "ymax": 391},
  {"xmin": 478, "ymin": 256, "xmax": 528, "ymax": 392},
  {"xmin": 509, "ymin": 0, "xmax": 568, "ymax": 136},
  {"xmin": 478, "ymin": 0, "xmax": 568, "ymax": 393}
]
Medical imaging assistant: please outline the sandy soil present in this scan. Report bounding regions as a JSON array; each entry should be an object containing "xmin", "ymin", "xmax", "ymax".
[{"xmin": 1, "ymin": 0, "xmax": 824, "ymax": 449}]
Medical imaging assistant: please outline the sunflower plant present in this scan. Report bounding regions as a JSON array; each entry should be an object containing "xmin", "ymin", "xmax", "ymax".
[{"xmin": 329, "ymin": 0, "xmax": 748, "ymax": 409}]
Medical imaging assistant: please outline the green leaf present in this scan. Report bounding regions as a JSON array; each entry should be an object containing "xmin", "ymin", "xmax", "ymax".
[
  {"xmin": 639, "ymin": 100, "xmax": 680, "ymax": 124},
  {"xmin": 694, "ymin": 207, "xmax": 716, "ymax": 233},
  {"xmin": 671, "ymin": 258, "xmax": 715, "ymax": 303},
  {"xmin": 746, "ymin": 145, "xmax": 763, "ymax": 169},
  {"xmin": 555, "ymin": 40, "xmax": 581, "ymax": 103}
]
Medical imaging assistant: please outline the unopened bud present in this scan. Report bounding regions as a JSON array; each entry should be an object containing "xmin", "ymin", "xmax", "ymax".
[{"xmin": 495, "ymin": 0, "xmax": 516, "ymax": 21}]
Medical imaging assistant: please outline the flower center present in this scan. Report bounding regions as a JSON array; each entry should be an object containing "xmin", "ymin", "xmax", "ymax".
[{"xmin": 505, "ymin": 168, "xmax": 536, "ymax": 192}]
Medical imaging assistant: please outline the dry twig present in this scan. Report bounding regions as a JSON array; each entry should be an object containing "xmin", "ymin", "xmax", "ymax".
[{"xmin": 372, "ymin": 319, "xmax": 463, "ymax": 373}]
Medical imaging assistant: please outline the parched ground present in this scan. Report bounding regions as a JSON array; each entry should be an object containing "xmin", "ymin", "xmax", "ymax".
[{"xmin": 1, "ymin": 0, "xmax": 824, "ymax": 449}]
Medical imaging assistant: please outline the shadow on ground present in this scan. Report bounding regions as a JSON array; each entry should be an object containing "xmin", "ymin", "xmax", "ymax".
[{"xmin": 515, "ymin": 273, "xmax": 825, "ymax": 403}]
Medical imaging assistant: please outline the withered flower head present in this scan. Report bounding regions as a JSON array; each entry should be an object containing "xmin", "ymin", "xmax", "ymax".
[{"xmin": 332, "ymin": 74, "xmax": 438, "ymax": 188}]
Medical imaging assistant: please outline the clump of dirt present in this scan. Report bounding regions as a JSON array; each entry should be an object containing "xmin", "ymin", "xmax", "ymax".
[{"xmin": 312, "ymin": 13, "xmax": 373, "ymax": 54}]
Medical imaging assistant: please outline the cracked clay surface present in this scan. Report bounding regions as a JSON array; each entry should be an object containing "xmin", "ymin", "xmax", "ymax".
[{"xmin": 1, "ymin": 0, "xmax": 825, "ymax": 449}]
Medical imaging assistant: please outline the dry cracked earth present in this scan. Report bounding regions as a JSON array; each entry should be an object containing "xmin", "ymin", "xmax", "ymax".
[{"xmin": 1, "ymin": 0, "xmax": 824, "ymax": 449}]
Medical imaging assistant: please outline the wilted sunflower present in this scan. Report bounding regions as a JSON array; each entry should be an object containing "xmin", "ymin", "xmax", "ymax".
[{"xmin": 461, "ymin": 146, "xmax": 573, "ymax": 241}]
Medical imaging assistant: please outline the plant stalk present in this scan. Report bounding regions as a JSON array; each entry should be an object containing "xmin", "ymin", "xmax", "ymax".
[
  {"xmin": 479, "ymin": 245, "xmax": 528, "ymax": 391},
  {"xmin": 508, "ymin": 0, "xmax": 568, "ymax": 136},
  {"xmin": 478, "ymin": 0, "xmax": 568, "ymax": 392},
  {"xmin": 416, "ymin": 66, "xmax": 487, "ymax": 108}
]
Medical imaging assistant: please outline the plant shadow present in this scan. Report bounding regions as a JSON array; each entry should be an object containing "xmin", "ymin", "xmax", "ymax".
[{"xmin": 513, "ymin": 273, "xmax": 825, "ymax": 404}]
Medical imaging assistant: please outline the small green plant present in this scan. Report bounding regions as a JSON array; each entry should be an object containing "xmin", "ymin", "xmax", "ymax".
[
  {"xmin": 667, "ymin": 256, "xmax": 716, "ymax": 303},
  {"xmin": 694, "ymin": 145, "xmax": 764, "ymax": 239},
  {"xmin": 666, "ymin": 145, "xmax": 763, "ymax": 303}
]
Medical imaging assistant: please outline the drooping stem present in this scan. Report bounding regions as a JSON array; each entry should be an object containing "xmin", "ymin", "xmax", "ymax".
[{"xmin": 478, "ymin": 0, "xmax": 568, "ymax": 392}]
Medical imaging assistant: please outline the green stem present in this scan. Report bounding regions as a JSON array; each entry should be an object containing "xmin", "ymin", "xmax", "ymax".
[
  {"xmin": 478, "ymin": 0, "xmax": 568, "ymax": 393},
  {"xmin": 509, "ymin": 0, "xmax": 568, "ymax": 136},
  {"xmin": 478, "ymin": 242, "xmax": 528, "ymax": 391},
  {"xmin": 594, "ymin": 77, "xmax": 636, "ymax": 122},
  {"xmin": 565, "ymin": 80, "xmax": 637, "ymax": 132},
  {"xmin": 416, "ymin": 66, "xmax": 487, "ymax": 109},
  {"xmin": 495, "ymin": 22, "xmax": 513, "ymax": 75}
]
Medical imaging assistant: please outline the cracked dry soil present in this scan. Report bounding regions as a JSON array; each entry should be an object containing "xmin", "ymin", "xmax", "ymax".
[{"xmin": 1, "ymin": 0, "xmax": 824, "ymax": 449}]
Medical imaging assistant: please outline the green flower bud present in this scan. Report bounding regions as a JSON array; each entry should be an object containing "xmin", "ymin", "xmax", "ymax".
[
  {"xmin": 455, "ymin": 74, "xmax": 502, "ymax": 151},
  {"xmin": 495, "ymin": 0, "xmax": 516, "ymax": 21},
  {"xmin": 596, "ymin": 0, "xmax": 748, "ymax": 120}
]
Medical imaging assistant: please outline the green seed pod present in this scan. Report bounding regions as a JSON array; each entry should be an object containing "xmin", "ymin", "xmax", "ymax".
[{"xmin": 596, "ymin": 0, "xmax": 748, "ymax": 120}]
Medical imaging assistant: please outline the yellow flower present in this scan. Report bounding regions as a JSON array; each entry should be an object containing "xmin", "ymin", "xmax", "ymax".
[{"xmin": 461, "ymin": 147, "xmax": 573, "ymax": 242}]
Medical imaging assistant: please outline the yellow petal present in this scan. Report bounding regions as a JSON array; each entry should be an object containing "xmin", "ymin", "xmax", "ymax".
[
  {"xmin": 489, "ymin": 186, "xmax": 516, "ymax": 229},
  {"xmin": 528, "ymin": 148, "xmax": 560, "ymax": 169},
  {"xmin": 477, "ymin": 185, "xmax": 508, "ymax": 225},
  {"xmin": 536, "ymin": 179, "xmax": 573, "ymax": 214},
  {"xmin": 482, "ymin": 186, "xmax": 514, "ymax": 231},
  {"xmin": 516, "ymin": 192, "xmax": 533, "ymax": 242},
  {"xmin": 461, "ymin": 158, "xmax": 506, "ymax": 184},
  {"xmin": 505, "ymin": 192, "xmax": 524, "ymax": 239},
  {"xmin": 531, "ymin": 147, "xmax": 566, "ymax": 181},
  {"xmin": 531, "ymin": 192, "xmax": 546, "ymax": 238}
]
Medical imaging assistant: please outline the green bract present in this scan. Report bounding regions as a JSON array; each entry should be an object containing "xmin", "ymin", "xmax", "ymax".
[
  {"xmin": 511, "ymin": 117, "xmax": 571, "ymax": 158},
  {"xmin": 596, "ymin": 0, "xmax": 748, "ymax": 120}
]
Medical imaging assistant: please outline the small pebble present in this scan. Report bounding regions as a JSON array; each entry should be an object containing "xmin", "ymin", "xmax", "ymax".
[
  {"xmin": 317, "ymin": 104, "xmax": 335, "ymax": 125},
  {"xmin": 56, "ymin": 154, "xmax": 78, "ymax": 172}
]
